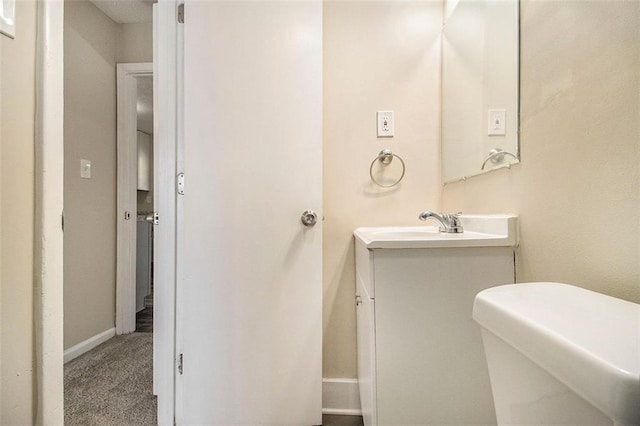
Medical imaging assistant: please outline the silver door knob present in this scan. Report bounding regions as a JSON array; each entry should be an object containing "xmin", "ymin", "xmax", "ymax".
[{"xmin": 301, "ymin": 210, "xmax": 318, "ymax": 227}]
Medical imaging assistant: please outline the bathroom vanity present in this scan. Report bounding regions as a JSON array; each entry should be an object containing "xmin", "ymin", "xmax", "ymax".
[{"xmin": 354, "ymin": 215, "xmax": 518, "ymax": 426}]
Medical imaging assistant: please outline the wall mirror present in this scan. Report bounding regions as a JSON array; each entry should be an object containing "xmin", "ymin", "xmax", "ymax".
[{"xmin": 442, "ymin": 0, "xmax": 520, "ymax": 184}]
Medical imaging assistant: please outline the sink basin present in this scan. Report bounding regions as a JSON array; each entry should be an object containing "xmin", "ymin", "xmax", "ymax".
[{"xmin": 354, "ymin": 214, "xmax": 518, "ymax": 249}]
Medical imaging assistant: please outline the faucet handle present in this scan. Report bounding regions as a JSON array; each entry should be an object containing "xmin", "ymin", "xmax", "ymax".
[
  {"xmin": 440, "ymin": 212, "xmax": 463, "ymax": 233},
  {"xmin": 442, "ymin": 212, "xmax": 461, "ymax": 219},
  {"xmin": 449, "ymin": 213, "xmax": 464, "ymax": 233}
]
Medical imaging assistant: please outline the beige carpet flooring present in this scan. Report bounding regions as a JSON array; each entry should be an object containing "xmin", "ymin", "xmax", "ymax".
[{"xmin": 64, "ymin": 333, "xmax": 157, "ymax": 425}]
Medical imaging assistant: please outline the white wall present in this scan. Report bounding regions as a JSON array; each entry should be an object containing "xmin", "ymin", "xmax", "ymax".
[
  {"xmin": 0, "ymin": 1, "xmax": 37, "ymax": 423},
  {"xmin": 442, "ymin": 1, "xmax": 640, "ymax": 303},
  {"xmin": 323, "ymin": 1, "xmax": 442, "ymax": 378}
]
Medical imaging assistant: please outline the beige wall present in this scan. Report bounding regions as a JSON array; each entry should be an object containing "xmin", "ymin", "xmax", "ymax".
[
  {"xmin": 0, "ymin": 1, "xmax": 37, "ymax": 423},
  {"xmin": 442, "ymin": 1, "xmax": 640, "ymax": 303},
  {"xmin": 64, "ymin": 1, "xmax": 153, "ymax": 350},
  {"xmin": 323, "ymin": 1, "xmax": 442, "ymax": 378},
  {"xmin": 117, "ymin": 22, "xmax": 153, "ymax": 63},
  {"xmin": 64, "ymin": 0, "xmax": 120, "ymax": 349}
]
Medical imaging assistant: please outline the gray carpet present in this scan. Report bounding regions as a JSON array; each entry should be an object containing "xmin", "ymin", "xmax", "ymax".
[
  {"xmin": 64, "ymin": 333, "xmax": 363, "ymax": 425},
  {"xmin": 64, "ymin": 333, "xmax": 157, "ymax": 425}
]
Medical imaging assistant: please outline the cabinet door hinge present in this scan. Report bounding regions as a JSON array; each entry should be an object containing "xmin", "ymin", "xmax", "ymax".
[
  {"xmin": 177, "ymin": 353, "xmax": 184, "ymax": 375},
  {"xmin": 177, "ymin": 3, "xmax": 184, "ymax": 23}
]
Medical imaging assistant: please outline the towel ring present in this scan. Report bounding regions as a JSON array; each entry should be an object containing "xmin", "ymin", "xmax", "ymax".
[
  {"xmin": 369, "ymin": 149, "xmax": 406, "ymax": 188},
  {"xmin": 481, "ymin": 148, "xmax": 518, "ymax": 170}
]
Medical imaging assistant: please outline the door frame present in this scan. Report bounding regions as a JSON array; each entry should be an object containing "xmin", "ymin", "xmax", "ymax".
[
  {"xmin": 34, "ymin": 0, "xmax": 64, "ymax": 423},
  {"xmin": 153, "ymin": 1, "xmax": 180, "ymax": 423},
  {"xmin": 36, "ymin": 1, "xmax": 180, "ymax": 424},
  {"xmin": 115, "ymin": 62, "xmax": 153, "ymax": 335}
]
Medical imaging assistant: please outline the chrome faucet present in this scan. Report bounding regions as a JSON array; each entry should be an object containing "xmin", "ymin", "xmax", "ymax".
[{"xmin": 418, "ymin": 211, "xmax": 464, "ymax": 233}]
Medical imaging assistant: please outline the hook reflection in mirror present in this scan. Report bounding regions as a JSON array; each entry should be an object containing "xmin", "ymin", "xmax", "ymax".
[{"xmin": 481, "ymin": 148, "xmax": 518, "ymax": 170}]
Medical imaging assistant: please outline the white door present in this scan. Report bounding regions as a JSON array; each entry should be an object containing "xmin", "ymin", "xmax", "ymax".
[{"xmin": 177, "ymin": 1, "xmax": 323, "ymax": 424}]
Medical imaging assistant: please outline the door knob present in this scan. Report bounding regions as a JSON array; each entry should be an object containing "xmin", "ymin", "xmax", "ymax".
[
  {"xmin": 300, "ymin": 210, "xmax": 318, "ymax": 227},
  {"xmin": 143, "ymin": 212, "xmax": 159, "ymax": 225}
]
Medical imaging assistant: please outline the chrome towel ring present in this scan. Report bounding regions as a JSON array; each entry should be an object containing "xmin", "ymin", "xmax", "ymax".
[
  {"xmin": 369, "ymin": 149, "xmax": 406, "ymax": 188},
  {"xmin": 481, "ymin": 148, "xmax": 518, "ymax": 170}
]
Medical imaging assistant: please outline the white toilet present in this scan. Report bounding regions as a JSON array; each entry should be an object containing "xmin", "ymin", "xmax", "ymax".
[{"xmin": 473, "ymin": 283, "xmax": 640, "ymax": 426}]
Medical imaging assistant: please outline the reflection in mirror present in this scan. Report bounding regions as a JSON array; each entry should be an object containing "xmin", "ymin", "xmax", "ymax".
[{"xmin": 442, "ymin": 0, "xmax": 519, "ymax": 184}]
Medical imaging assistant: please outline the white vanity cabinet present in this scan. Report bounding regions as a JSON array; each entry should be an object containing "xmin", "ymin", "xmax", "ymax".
[{"xmin": 354, "ymin": 216, "xmax": 518, "ymax": 426}]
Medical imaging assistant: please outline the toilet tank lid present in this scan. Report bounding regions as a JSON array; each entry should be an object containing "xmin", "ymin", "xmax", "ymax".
[{"xmin": 473, "ymin": 282, "xmax": 640, "ymax": 424}]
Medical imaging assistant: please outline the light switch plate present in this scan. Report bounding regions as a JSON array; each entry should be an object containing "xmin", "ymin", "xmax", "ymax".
[
  {"xmin": 80, "ymin": 159, "xmax": 92, "ymax": 179},
  {"xmin": 377, "ymin": 111, "xmax": 394, "ymax": 138},
  {"xmin": 488, "ymin": 109, "xmax": 506, "ymax": 136}
]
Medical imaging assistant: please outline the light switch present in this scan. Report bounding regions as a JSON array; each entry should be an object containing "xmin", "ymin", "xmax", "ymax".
[
  {"xmin": 80, "ymin": 159, "xmax": 92, "ymax": 179},
  {"xmin": 488, "ymin": 109, "xmax": 506, "ymax": 136},
  {"xmin": 377, "ymin": 111, "xmax": 394, "ymax": 138}
]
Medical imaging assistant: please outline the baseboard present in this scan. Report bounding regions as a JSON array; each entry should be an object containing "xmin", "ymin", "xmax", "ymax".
[
  {"xmin": 64, "ymin": 327, "xmax": 116, "ymax": 364},
  {"xmin": 322, "ymin": 378, "xmax": 362, "ymax": 416}
]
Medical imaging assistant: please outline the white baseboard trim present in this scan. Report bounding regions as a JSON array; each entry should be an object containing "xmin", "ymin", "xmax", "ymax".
[
  {"xmin": 322, "ymin": 378, "xmax": 362, "ymax": 416},
  {"xmin": 63, "ymin": 327, "xmax": 116, "ymax": 364}
]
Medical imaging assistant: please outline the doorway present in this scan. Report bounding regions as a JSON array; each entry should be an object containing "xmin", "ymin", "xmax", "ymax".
[
  {"xmin": 37, "ymin": 0, "xmax": 178, "ymax": 424},
  {"xmin": 115, "ymin": 62, "xmax": 154, "ymax": 336},
  {"xmin": 135, "ymin": 75, "xmax": 155, "ymax": 333},
  {"xmin": 59, "ymin": 0, "xmax": 179, "ymax": 423}
]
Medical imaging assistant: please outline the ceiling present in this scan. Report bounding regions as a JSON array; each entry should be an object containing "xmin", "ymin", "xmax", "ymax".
[{"xmin": 90, "ymin": 0, "xmax": 154, "ymax": 24}]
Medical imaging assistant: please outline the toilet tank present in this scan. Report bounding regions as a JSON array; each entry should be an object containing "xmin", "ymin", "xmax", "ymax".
[{"xmin": 473, "ymin": 283, "xmax": 640, "ymax": 425}]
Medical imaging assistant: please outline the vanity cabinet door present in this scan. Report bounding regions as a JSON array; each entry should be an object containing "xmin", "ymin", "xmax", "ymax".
[
  {"xmin": 356, "ymin": 275, "xmax": 377, "ymax": 426},
  {"xmin": 373, "ymin": 247, "xmax": 512, "ymax": 425}
]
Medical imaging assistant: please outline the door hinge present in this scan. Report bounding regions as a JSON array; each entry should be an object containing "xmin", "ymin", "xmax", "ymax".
[
  {"xmin": 150, "ymin": 212, "xmax": 159, "ymax": 225},
  {"xmin": 177, "ymin": 3, "xmax": 184, "ymax": 23},
  {"xmin": 177, "ymin": 353, "xmax": 184, "ymax": 375},
  {"xmin": 61, "ymin": 211, "xmax": 64, "ymax": 231},
  {"xmin": 177, "ymin": 172, "xmax": 185, "ymax": 195}
]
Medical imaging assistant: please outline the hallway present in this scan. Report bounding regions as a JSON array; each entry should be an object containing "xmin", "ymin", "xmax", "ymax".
[{"xmin": 64, "ymin": 333, "xmax": 156, "ymax": 425}]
